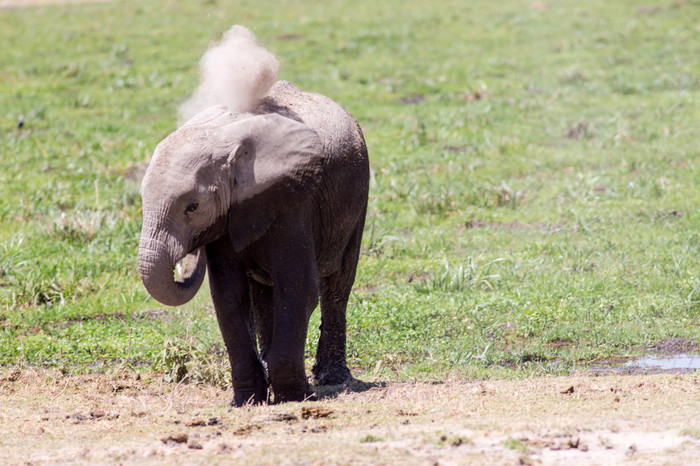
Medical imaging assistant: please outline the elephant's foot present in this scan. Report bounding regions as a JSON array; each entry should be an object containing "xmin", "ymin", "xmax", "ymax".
[
  {"xmin": 270, "ymin": 378, "xmax": 315, "ymax": 404},
  {"xmin": 266, "ymin": 351, "xmax": 313, "ymax": 403},
  {"xmin": 232, "ymin": 380, "xmax": 269, "ymax": 407},
  {"xmin": 312, "ymin": 360, "xmax": 352, "ymax": 386}
]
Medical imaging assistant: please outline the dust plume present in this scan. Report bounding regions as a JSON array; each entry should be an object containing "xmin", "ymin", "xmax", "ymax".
[{"xmin": 177, "ymin": 25, "xmax": 279, "ymax": 125}]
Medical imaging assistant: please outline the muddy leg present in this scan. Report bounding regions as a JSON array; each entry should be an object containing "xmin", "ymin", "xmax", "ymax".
[
  {"xmin": 249, "ymin": 280, "xmax": 273, "ymax": 368},
  {"xmin": 206, "ymin": 237, "xmax": 268, "ymax": 406},
  {"xmin": 313, "ymin": 220, "xmax": 364, "ymax": 385}
]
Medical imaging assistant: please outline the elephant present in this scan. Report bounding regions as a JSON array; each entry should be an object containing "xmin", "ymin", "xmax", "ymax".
[{"xmin": 138, "ymin": 80, "xmax": 370, "ymax": 406}]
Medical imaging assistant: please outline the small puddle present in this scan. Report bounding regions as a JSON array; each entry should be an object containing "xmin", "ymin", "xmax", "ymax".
[
  {"xmin": 591, "ymin": 352, "xmax": 700, "ymax": 375},
  {"xmin": 626, "ymin": 353, "xmax": 700, "ymax": 371}
]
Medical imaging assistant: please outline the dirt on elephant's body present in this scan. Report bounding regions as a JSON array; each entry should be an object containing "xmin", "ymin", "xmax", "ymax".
[{"xmin": 0, "ymin": 368, "xmax": 698, "ymax": 465}]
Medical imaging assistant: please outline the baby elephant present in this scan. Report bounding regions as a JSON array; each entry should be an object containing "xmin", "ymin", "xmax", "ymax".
[{"xmin": 138, "ymin": 77, "xmax": 369, "ymax": 405}]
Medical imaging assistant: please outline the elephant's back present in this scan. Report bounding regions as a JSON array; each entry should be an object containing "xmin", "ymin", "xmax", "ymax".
[
  {"xmin": 258, "ymin": 81, "xmax": 369, "ymax": 276},
  {"xmin": 259, "ymin": 81, "xmax": 367, "ymax": 165},
  {"xmin": 258, "ymin": 81, "xmax": 369, "ymax": 202}
]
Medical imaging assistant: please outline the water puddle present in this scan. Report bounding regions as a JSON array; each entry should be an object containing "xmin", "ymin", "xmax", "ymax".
[
  {"xmin": 626, "ymin": 353, "xmax": 700, "ymax": 371},
  {"xmin": 591, "ymin": 352, "xmax": 700, "ymax": 375}
]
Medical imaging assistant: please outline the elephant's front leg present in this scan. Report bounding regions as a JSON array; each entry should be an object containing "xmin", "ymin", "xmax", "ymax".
[
  {"xmin": 206, "ymin": 237, "xmax": 268, "ymax": 406},
  {"xmin": 265, "ymin": 217, "xmax": 319, "ymax": 403},
  {"xmin": 249, "ymin": 280, "xmax": 273, "ymax": 365}
]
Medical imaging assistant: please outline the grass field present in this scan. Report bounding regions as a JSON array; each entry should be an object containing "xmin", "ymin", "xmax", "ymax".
[{"xmin": 0, "ymin": 0, "xmax": 698, "ymax": 386}]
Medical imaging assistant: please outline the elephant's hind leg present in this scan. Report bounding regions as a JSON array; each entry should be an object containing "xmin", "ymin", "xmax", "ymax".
[
  {"xmin": 313, "ymin": 220, "xmax": 364, "ymax": 386},
  {"xmin": 313, "ymin": 273, "xmax": 353, "ymax": 385}
]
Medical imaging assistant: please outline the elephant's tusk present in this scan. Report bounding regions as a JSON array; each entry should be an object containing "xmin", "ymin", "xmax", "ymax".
[{"xmin": 174, "ymin": 247, "xmax": 207, "ymax": 285}]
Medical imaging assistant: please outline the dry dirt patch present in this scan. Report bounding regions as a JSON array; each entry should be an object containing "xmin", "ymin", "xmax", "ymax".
[{"xmin": 0, "ymin": 368, "xmax": 698, "ymax": 464}]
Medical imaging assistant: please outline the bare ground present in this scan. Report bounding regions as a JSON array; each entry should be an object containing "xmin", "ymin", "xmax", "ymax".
[{"xmin": 1, "ymin": 368, "xmax": 699, "ymax": 465}]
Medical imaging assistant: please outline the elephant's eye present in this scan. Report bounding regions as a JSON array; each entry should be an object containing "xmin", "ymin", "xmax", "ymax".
[{"xmin": 185, "ymin": 202, "xmax": 199, "ymax": 214}]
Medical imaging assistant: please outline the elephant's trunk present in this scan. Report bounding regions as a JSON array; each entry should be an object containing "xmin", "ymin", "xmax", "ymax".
[{"xmin": 138, "ymin": 227, "xmax": 207, "ymax": 307}]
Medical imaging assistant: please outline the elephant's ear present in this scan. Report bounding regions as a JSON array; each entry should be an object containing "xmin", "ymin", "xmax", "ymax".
[{"xmin": 221, "ymin": 113, "xmax": 324, "ymax": 251}]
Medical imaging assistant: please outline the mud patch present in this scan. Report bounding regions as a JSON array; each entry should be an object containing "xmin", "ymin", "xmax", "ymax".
[
  {"xmin": 464, "ymin": 217, "xmax": 564, "ymax": 232},
  {"xmin": 651, "ymin": 337, "xmax": 697, "ymax": 354},
  {"xmin": 276, "ymin": 34, "xmax": 303, "ymax": 41},
  {"xmin": 60, "ymin": 309, "xmax": 173, "ymax": 328},
  {"xmin": 301, "ymin": 406, "xmax": 334, "ymax": 420},
  {"xmin": 395, "ymin": 94, "xmax": 425, "ymax": 104},
  {"xmin": 135, "ymin": 308, "xmax": 174, "ymax": 322}
]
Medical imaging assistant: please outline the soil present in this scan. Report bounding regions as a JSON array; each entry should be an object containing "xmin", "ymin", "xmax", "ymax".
[{"xmin": 1, "ymin": 368, "xmax": 698, "ymax": 465}]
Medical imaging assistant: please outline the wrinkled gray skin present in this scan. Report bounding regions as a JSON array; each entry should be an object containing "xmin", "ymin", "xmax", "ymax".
[{"xmin": 138, "ymin": 81, "xmax": 369, "ymax": 406}]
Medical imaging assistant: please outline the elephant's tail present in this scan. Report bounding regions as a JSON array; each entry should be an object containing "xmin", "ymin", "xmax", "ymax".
[{"xmin": 177, "ymin": 25, "xmax": 279, "ymax": 126}]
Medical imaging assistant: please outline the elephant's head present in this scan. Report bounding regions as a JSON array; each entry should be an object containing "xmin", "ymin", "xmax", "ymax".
[{"xmin": 138, "ymin": 106, "xmax": 324, "ymax": 306}]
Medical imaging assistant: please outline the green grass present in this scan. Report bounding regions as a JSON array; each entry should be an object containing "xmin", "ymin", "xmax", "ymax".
[{"xmin": 1, "ymin": 0, "xmax": 698, "ymax": 382}]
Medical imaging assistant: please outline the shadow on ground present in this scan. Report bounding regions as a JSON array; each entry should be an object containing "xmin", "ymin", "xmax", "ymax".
[{"xmin": 314, "ymin": 377, "xmax": 387, "ymax": 400}]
